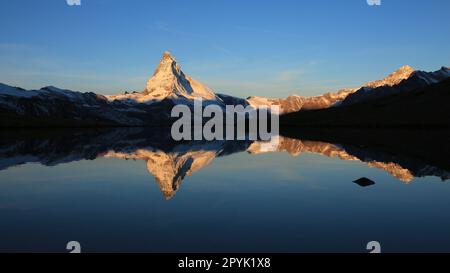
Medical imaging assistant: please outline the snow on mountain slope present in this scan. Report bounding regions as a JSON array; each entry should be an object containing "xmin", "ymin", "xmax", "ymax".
[
  {"xmin": 247, "ymin": 95, "xmax": 303, "ymax": 114},
  {"xmin": 0, "ymin": 81, "xmax": 176, "ymax": 126},
  {"xmin": 145, "ymin": 51, "xmax": 217, "ymax": 100},
  {"xmin": 2, "ymin": 49, "xmax": 449, "ymax": 124},
  {"xmin": 246, "ymin": 66, "xmax": 415, "ymax": 114},
  {"xmin": 107, "ymin": 51, "xmax": 222, "ymax": 105},
  {"xmin": 0, "ymin": 83, "xmax": 104, "ymax": 102},
  {"xmin": 363, "ymin": 65, "xmax": 416, "ymax": 88},
  {"xmin": 0, "ymin": 83, "xmax": 38, "ymax": 98},
  {"xmin": 341, "ymin": 66, "xmax": 450, "ymax": 106},
  {"xmin": 39, "ymin": 86, "xmax": 89, "ymax": 101},
  {"xmin": 248, "ymin": 65, "xmax": 449, "ymax": 113},
  {"xmin": 413, "ymin": 66, "xmax": 450, "ymax": 85},
  {"xmin": 246, "ymin": 88, "xmax": 359, "ymax": 114}
]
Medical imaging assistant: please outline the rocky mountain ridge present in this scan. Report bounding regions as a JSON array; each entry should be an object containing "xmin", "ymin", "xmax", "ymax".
[{"xmin": 1, "ymin": 51, "xmax": 449, "ymax": 126}]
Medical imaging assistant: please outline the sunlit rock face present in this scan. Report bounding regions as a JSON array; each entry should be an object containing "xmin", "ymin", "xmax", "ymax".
[
  {"xmin": 144, "ymin": 51, "xmax": 217, "ymax": 101},
  {"xmin": 109, "ymin": 53, "xmax": 421, "ymax": 114},
  {"xmin": 249, "ymin": 65, "xmax": 450, "ymax": 113},
  {"xmin": 247, "ymin": 65, "xmax": 420, "ymax": 113},
  {"xmin": 247, "ymin": 95, "xmax": 304, "ymax": 115},
  {"xmin": 299, "ymin": 89, "xmax": 357, "ymax": 110},
  {"xmin": 341, "ymin": 66, "xmax": 450, "ymax": 106},
  {"xmin": 106, "ymin": 51, "xmax": 221, "ymax": 104},
  {"xmin": 3, "ymin": 49, "xmax": 447, "ymax": 124},
  {"xmin": 246, "ymin": 87, "xmax": 358, "ymax": 114},
  {"xmin": 364, "ymin": 65, "xmax": 415, "ymax": 88},
  {"xmin": 103, "ymin": 53, "xmax": 431, "ymax": 115}
]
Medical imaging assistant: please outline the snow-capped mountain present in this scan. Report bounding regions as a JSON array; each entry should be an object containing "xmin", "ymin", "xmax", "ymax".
[
  {"xmin": 0, "ymin": 82, "xmax": 177, "ymax": 127},
  {"xmin": 247, "ymin": 65, "xmax": 428, "ymax": 113},
  {"xmin": 0, "ymin": 51, "xmax": 247, "ymax": 127},
  {"xmin": 145, "ymin": 51, "xmax": 217, "ymax": 100},
  {"xmin": 106, "ymin": 51, "xmax": 224, "ymax": 105},
  {"xmin": 281, "ymin": 75, "xmax": 450, "ymax": 127},
  {"xmin": 341, "ymin": 66, "xmax": 450, "ymax": 106},
  {"xmin": 247, "ymin": 95, "xmax": 304, "ymax": 114},
  {"xmin": 1, "ymin": 50, "xmax": 449, "ymax": 127},
  {"xmin": 364, "ymin": 65, "xmax": 416, "ymax": 88},
  {"xmin": 0, "ymin": 83, "xmax": 37, "ymax": 98}
]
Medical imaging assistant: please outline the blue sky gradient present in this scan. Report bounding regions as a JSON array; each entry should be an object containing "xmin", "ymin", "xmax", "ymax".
[{"xmin": 0, "ymin": 0, "xmax": 449, "ymax": 97}]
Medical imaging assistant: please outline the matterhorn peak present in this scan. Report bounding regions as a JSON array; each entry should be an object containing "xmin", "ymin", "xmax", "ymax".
[
  {"xmin": 143, "ymin": 51, "xmax": 217, "ymax": 101},
  {"xmin": 105, "ymin": 51, "xmax": 219, "ymax": 104},
  {"xmin": 162, "ymin": 50, "xmax": 174, "ymax": 59},
  {"xmin": 157, "ymin": 51, "xmax": 177, "ymax": 70}
]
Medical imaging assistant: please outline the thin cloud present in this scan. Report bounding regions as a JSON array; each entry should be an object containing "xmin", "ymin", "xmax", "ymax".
[{"xmin": 275, "ymin": 69, "xmax": 305, "ymax": 82}]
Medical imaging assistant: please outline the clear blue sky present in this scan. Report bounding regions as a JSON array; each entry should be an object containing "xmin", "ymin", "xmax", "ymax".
[{"xmin": 0, "ymin": 0, "xmax": 449, "ymax": 98}]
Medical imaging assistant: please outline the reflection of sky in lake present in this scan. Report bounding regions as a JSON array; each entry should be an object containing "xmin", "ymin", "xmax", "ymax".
[{"xmin": 1, "ymin": 146, "xmax": 450, "ymax": 253}]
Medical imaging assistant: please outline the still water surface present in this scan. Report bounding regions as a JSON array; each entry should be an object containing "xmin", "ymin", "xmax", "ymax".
[{"xmin": 0, "ymin": 128, "xmax": 449, "ymax": 252}]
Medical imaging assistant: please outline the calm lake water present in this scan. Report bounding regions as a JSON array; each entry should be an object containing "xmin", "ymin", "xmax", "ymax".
[{"xmin": 0, "ymin": 128, "xmax": 449, "ymax": 253}]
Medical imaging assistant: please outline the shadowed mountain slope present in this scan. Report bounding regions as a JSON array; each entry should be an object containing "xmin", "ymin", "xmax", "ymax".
[{"xmin": 281, "ymin": 78, "xmax": 450, "ymax": 127}]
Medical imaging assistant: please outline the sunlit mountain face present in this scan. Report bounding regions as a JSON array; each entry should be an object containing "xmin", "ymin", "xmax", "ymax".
[
  {"xmin": 1, "ymin": 128, "xmax": 448, "ymax": 200},
  {"xmin": 2, "ymin": 51, "xmax": 449, "ymax": 127}
]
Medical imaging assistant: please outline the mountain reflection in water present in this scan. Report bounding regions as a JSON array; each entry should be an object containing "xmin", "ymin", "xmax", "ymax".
[{"xmin": 1, "ymin": 128, "xmax": 449, "ymax": 200}]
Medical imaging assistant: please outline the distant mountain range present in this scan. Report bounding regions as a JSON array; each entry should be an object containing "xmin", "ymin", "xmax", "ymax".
[
  {"xmin": 248, "ymin": 65, "xmax": 449, "ymax": 113},
  {"xmin": 281, "ymin": 73, "xmax": 450, "ymax": 127},
  {"xmin": 0, "ymin": 82, "xmax": 177, "ymax": 127},
  {"xmin": 0, "ymin": 51, "xmax": 449, "ymax": 127}
]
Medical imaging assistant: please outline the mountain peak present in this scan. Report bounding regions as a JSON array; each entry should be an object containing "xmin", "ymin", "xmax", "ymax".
[
  {"xmin": 151, "ymin": 51, "xmax": 179, "ymax": 77},
  {"xmin": 397, "ymin": 65, "xmax": 415, "ymax": 73},
  {"xmin": 162, "ymin": 51, "xmax": 175, "ymax": 60},
  {"xmin": 363, "ymin": 65, "xmax": 416, "ymax": 88},
  {"xmin": 142, "ymin": 52, "xmax": 217, "ymax": 101}
]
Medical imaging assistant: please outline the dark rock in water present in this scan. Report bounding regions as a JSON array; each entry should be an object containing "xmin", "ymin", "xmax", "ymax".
[{"xmin": 353, "ymin": 177, "xmax": 375, "ymax": 187}]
